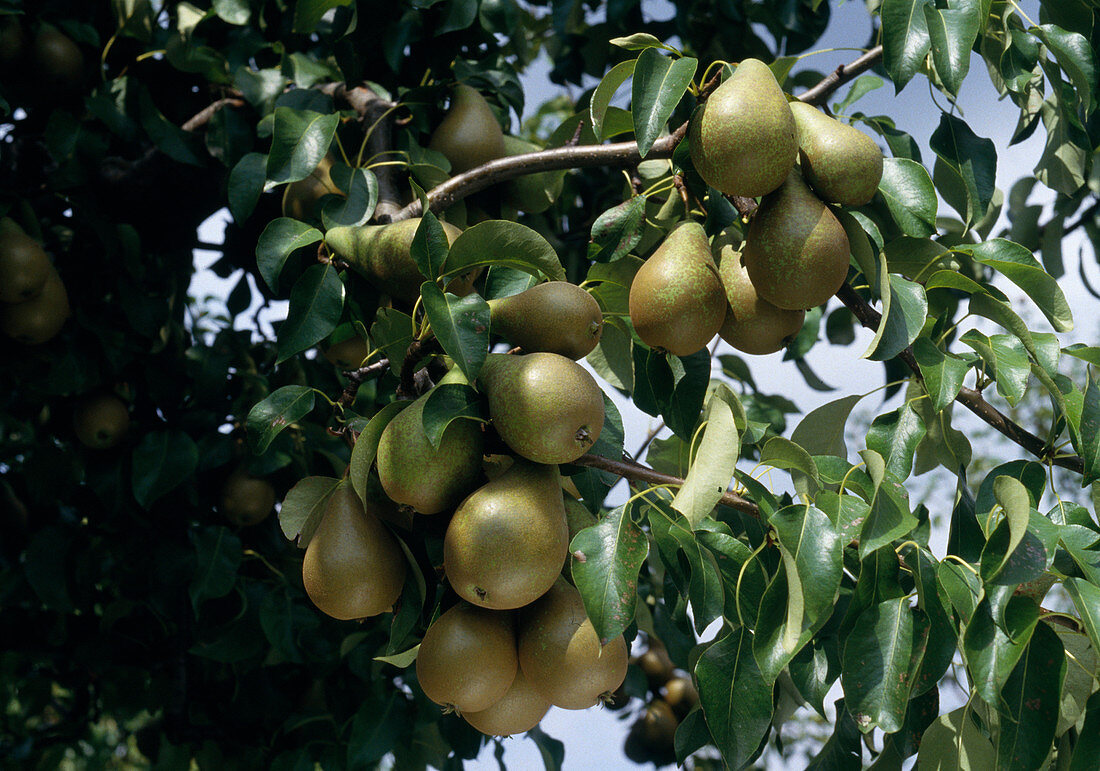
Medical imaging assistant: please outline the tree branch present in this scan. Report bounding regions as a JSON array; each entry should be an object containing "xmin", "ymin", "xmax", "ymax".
[
  {"xmin": 797, "ymin": 46, "xmax": 884, "ymax": 106},
  {"xmin": 181, "ymin": 97, "xmax": 245, "ymax": 132},
  {"xmin": 833, "ymin": 284, "xmax": 1085, "ymax": 475}
]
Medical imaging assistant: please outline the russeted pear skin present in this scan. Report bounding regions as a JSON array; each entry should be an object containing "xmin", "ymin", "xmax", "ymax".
[
  {"xmin": 376, "ymin": 389, "xmax": 484, "ymax": 515},
  {"xmin": 0, "ymin": 218, "xmax": 51, "ymax": 303},
  {"xmin": 742, "ymin": 170, "xmax": 850, "ymax": 310},
  {"xmin": 429, "ymin": 84, "xmax": 505, "ymax": 174},
  {"xmin": 1, "ymin": 265, "xmax": 70, "ymax": 344},
  {"xmin": 689, "ymin": 59, "xmax": 797, "ymax": 197},
  {"xmin": 462, "ymin": 668, "xmax": 551, "ymax": 736},
  {"xmin": 478, "ymin": 352, "xmax": 604, "ymax": 464},
  {"xmin": 444, "ymin": 460, "xmax": 569, "ymax": 610},
  {"xmin": 518, "ymin": 578, "xmax": 629, "ymax": 709},
  {"xmin": 716, "ymin": 240, "xmax": 805, "ymax": 355},
  {"xmin": 488, "ymin": 282, "xmax": 603, "ymax": 360},
  {"xmin": 415, "ymin": 602, "xmax": 517, "ymax": 713},
  {"xmin": 501, "ymin": 135, "xmax": 564, "ymax": 213},
  {"xmin": 302, "ymin": 483, "xmax": 406, "ymax": 620},
  {"xmin": 628, "ymin": 222, "xmax": 726, "ymax": 356},
  {"xmin": 790, "ymin": 103, "xmax": 883, "ymax": 206}
]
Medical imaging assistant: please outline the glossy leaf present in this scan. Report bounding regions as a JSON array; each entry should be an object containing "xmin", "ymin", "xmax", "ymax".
[
  {"xmin": 1032, "ymin": 24, "xmax": 1096, "ymax": 114},
  {"xmin": 1080, "ymin": 374, "xmax": 1100, "ymax": 485},
  {"xmin": 913, "ymin": 337, "xmax": 968, "ymax": 413},
  {"xmin": 929, "ymin": 113, "xmax": 997, "ymax": 227},
  {"xmin": 442, "ymin": 220, "xmax": 565, "ymax": 281},
  {"xmin": 131, "ymin": 430, "xmax": 199, "ymax": 508},
  {"xmin": 963, "ymin": 595, "xmax": 1040, "ymax": 705},
  {"xmin": 348, "ymin": 401, "xmax": 408, "ymax": 503},
  {"xmin": 267, "ymin": 107, "xmax": 339, "ymax": 184},
  {"xmin": 277, "ymin": 264, "xmax": 345, "ymax": 363},
  {"xmin": 321, "ymin": 166, "xmax": 378, "ymax": 229},
  {"xmin": 917, "ymin": 706, "xmax": 995, "ymax": 770},
  {"xmin": 858, "ymin": 449, "xmax": 918, "ymax": 559},
  {"xmin": 420, "ymin": 383, "xmax": 486, "ymax": 450},
  {"xmin": 631, "ymin": 48, "xmax": 697, "ymax": 157},
  {"xmin": 420, "ymin": 282, "xmax": 489, "ymax": 383},
  {"xmin": 959, "ymin": 329, "xmax": 1030, "ymax": 407},
  {"xmin": 409, "ymin": 210, "xmax": 450, "ymax": 282},
  {"xmin": 255, "ymin": 217, "xmax": 323, "ymax": 292},
  {"xmin": 791, "ymin": 394, "xmax": 863, "ymax": 462},
  {"xmin": 995, "ymin": 621, "xmax": 1064, "ymax": 770},
  {"xmin": 879, "ymin": 158, "xmax": 937, "ymax": 237},
  {"xmin": 866, "ymin": 402, "xmax": 927, "ymax": 482},
  {"xmin": 923, "ymin": 3, "xmax": 979, "ymax": 96},
  {"xmin": 881, "ymin": 0, "xmax": 933, "ymax": 90},
  {"xmin": 279, "ymin": 475, "xmax": 340, "ymax": 548},
  {"xmin": 228, "ymin": 151, "xmax": 266, "ymax": 222},
  {"xmin": 963, "ymin": 239, "xmax": 1073, "ymax": 332},
  {"xmin": 246, "ymin": 385, "xmax": 316, "ymax": 454},
  {"xmin": 1064, "ymin": 577, "xmax": 1100, "ymax": 655},
  {"xmin": 671, "ymin": 384, "xmax": 740, "ymax": 527},
  {"xmin": 841, "ymin": 598, "xmax": 918, "ymax": 733},
  {"xmin": 590, "ymin": 60, "xmax": 635, "ymax": 140},
  {"xmin": 760, "ymin": 436, "xmax": 821, "ymax": 491},
  {"xmin": 189, "ymin": 526, "xmax": 242, "ymax": 609},
  {"xmin": 589, "ymin": 195, "xmax": 647, "ymax": 263},
  {"xmin": 865, "ymin": 274, "xmax": 927, "ymax": 362}
]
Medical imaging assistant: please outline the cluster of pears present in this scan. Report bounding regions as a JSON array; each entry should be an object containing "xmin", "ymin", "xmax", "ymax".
[
  {"xmin": 0, "ymin": 218, "xmax": 71, "ymax": 345},
  {"xmin": 631, "ymin": 58, "xmax": 882, "ymax": 357},
  {"xmin": 622, "ymin": 640, "xmax": 699, "ymax": 765}
]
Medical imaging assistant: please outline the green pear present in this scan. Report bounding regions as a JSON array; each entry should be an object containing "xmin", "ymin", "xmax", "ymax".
[
  {"xmin": 716, "ymin": 237, "xmax": 805, "ymax": 355},
  {"xmin": 790, "ymin": 103, "xmax": 883, "ymax": 206},
  {"xmin": 488, "ymin": 281, "xmax": 603, "ymax": 360},
  {"xmin": 33, "ymin": 24, "xmax": 83, "ymax": 92},
  {"xmin": 627, "ymin": 221, "xmax": 726, "ymax": 356},
  {"xmin": 301, "ymin": 482, "xmax": 406, "ymax": 620},
  {"xmin": 0, "ymin": 218, "xmax": 51, "ymax": 303},
  {"xmin": 478, "ymin": 352, "xmax": 604, "ymax": 464},
  {"xmin": 689, "ymin": 59, "xmax": 797, "ymax": 197},
  {"xmin": 375, "ymin": 377, "xmax": 484, "ymax": 516},
  {"xmin": 325, "ymin": 218, "xmax": 477, "ymax": 302},
  {"xmin": 282, "ymin": 154, "xmax": 341, "ymax": 220},
  {"xmin": 1, "ymin": 265, "xmax": 70, "ymax": 344},
  {"xmin": 742, "ymin": 170, "xmax": 850, "ymax": 310},
  {"xmin": 429, "ymin": 84, "xmax": 505, "ymax": 174},
  {"xmin": 444, "ymin": 459, "xmax": 569, "ymax": 610},
  {"xmin": 501, "ymin": 136, "xmax": 564, "ymax": 213}
]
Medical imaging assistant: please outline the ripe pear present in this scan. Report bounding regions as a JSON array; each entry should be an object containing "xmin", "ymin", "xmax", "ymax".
[
  {"xmin": 33, "ymin": 24, "xmax": 83, "ymax": 92},
  {"xmin": 1, "ymin": 265, "xmax": 70, "ymax": 344},
  {"xmin": 790, "ymin": 103, "xmax": 883, "ymax": 206},
  {"xmin": 282, "ymin": 154, "xmax": 340, "ymax": 220},
  {"xmin": 73, "ymin": 393, "xmax": 130, "ymax": 450},
  {"xmin": 662, "ymin": 676, "xmax": 699, "ymax": 719},
  {"xmin": 444, "ymin": 459, "xmax": 569, "ymax": 609},
  {"xmin": 501, "ymin": 136, "xmax": 564, "ymax": 213},
  {"xmin": 325, "ymin": 218, "xmax": 477, "ymax": 302},
  {"xmin": 518, "ymin": 578, "xmax": 629, "ymax": 709},
  {"xmin": 0, "ymin": 218, "xmax": 51, "ymax": 303},
  {"xmin": 415, "ymin": 602, "xmax": 517, "ymax": 713},
  {"xmin": 478, "ymin": 352, "xmax": 604, "ymax": 464},
  {"xmin": 429, "ymin": 84, "xmax": 505, "ymax": 174},
  {"xmin": 628, "ymin": 222, "xmax": 726, "ymax": 356},
  {"xmin": 462, "ymin": 667, "xmax": 551, "ymax": 736},
  {"xmin": 375, "ymin": 384, "xmax": 484, "ymax": 515},
  {"xmin": 716, "ymin": 239, "xmax": 805, "ymax": 354},
  {"xmin": 488, "ymin": 281, "xmax": 603, "ymax": 360},
  {"xmin": 302, "ymin": 482, "xmax": 406, "ymax": 620},
  {"xmin": 220, "ymin": 469, "xmax": 276, "ymax": 527},
  {"xmin": 323, "ymin": 334, "xmax": 369, "ymax": 369},
  {"xmin": 742, "ymin": 170, "xmax": 850, "ymax": 310},
  {"xmin": 689, "ymin": 59, "xmax": 797, "ymax": 197}
]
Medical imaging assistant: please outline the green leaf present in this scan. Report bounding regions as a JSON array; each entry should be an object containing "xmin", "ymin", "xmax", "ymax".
[
  {"xmin": 570, "ymin": 501, "xmax": 649, "ymax": 644},
  {"xmin": 279, "ymin": 476, "xmax": 340, "ymax": 549},
  {"xmin": 858, "ymin": 449, "xmax": 918, "ymax": 559},
  {"xmin": 995, "ymin": 621, "xmax": 1064, "ymax": 770},
  {"xmin": 587, "ymin": 316, "xmax": 633, "ymax": 393},
  {"xmin": 987, "ymin": 476, "xmax": 1031, "ymax": 577},
  {"xmin": 609, "ymin": 33, "xmax": 679, "ymax": 53},
  {"xmin": 1032, "ymin": 24, "xmax": 1096, "ymax": 114},
  {"xmin": 962, "ymin": 595, "xmax": 1039, "ymax": 705},
  {"xmin": 590, "ymin": 60, "xmax": 635, "ymax": 140},
  {"xmin": 409, "ymin": 210, "xmax": 450, "ymax": 282},
  {"xmin": 929, "ymin": 113, "xmax": 997, "ymax": 227},
  {"xmin": 255, "ymin": 218, "xmax": 323, "ymax": 292},
  {"xmin": 648, "ymin": 500, "xmax": 724, "ymax": 634},
  {"xmin": 695, "ymin": 627, "xmax": 773, "ymax": 770},
  {"xmin": 879, "ymin": 158, "xmax": 938, "ymax": 237},
  {"xmin": 923, "ymin": 3, "xmax": 980, "ymax": 96},
  {"xmin": 937, "ymin": 558, "xmax": 981, "ymax": 625},
  {"xmin": 132, "ymin": 430, "xmax": 199, "ymax": 508},
  {"xmin": 962, "ymin": 239, "xmax": 1073, "ymax": 332},
  {"xmin": 267, "ymin": 107, "xmax": 339, "ymax": 184},
  {"xmin": 841, "ymin": 598, "xmax": 918, "ymax": 733},
  {"xmin": 1071, "ymin": 691, "xmax": 1100, "ymax": 771},
  {"xmin": 881, "ymin": 0, "xmax": 933, "ymax": 90},
  {"xmin": 671, "ymin": 384, "xmax": 740, "ymax": 527},
  {"xmin": 442, "ymin": 220, "xmax": 565, "ymax": 281},
  {"xmin": 189, "ymin": 526, "xmax": 242, "ymax": 609},
  {"xmin": 913, "ymin": 338, "xmax": 968, "ymax": 413},
  {"xmin": 349, "ymin": 401, "xmax": 409, "ymax": 503},
  {"xmin": 420, "ymin": 282, "xmax": 489, "ymax": 383},
  {"xmin": 832, "ymin": 75, "xmax": 884, "ymax": 114},
  {"xmin": 959, "ymin": 329, "xmax": 1030, "ymax": 407},
  {"xmin": 370, "ymin": 307, "xmax": 414, "ymax": 373},
  {"xmin": 321, "ymin": 166, "xmax": 378, "ymax": 229},
  {"xmin": 866, "ymin": 403, "xmax": 927, "ymax": 482},
  {"xmin": 1079, "ymin": 374, "xmax": 1100, "ymax": 486},
  {"xmin": 228, "ymin": 152, "xmax": 267, "ymax": 222},
  {"xmin": 791, "ymin": 394, "xmax": 864, "ymax": 462},
  {"xmin": 212, "ymin": 0, "xmax": 249, "ymax": 24},
  {"xmin": 246, "ymin": 385, "xmax": 316, "ymax": 454},
  {"xmin": 589, "ymin": 196, "xmax": 647, "ymax": 263},
  {"xmin": 420, "ymin": 383, "xmax": 485, "ymax": 450},
  {"xmin": 865, "ymin": 274, "xmax": 928, "ymax": 362},
  {"xmin": 807, "ymin": 700, "xmax": 863, "ymax": 769},
  {"xmin": 277, "ymin": 264, "xmax": 345, "ymax": 363},
  {"xmin": 293, "ymin": 0, "xmax": 354, "ymax": 33},
  {"xmin": 1064, "ymin": 577, "xmax": 1100, "ymax": 655},
  {"xmin": 916, "ymin": 707, "xmax": 995, "ymax": 770},
  {"xmin": 631, "ymin": 48, "xmax": 697, "ymax": 157},
  {"xmin": 760, "ymin": 436, "xmax": 821, "ymax": 492}
]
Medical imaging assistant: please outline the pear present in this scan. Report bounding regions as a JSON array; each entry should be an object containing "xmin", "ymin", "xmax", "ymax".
[
  {"xmin": 415, "ymin": 602, "xmax": 517, "ymax": 713},
  {"xmin": 518, "ymin": 578, "xmax": 629, "ymax": 710},
  {"xmin": 375, "ymin": 381, "xmax": 484, "ymax": 515},
  {"xmin": 1, "ymin": 265, "xmax": 70, "ymax": 344},
  {"xmin": 478, "ymin": 352, "xmax": 604, "ymax": 464},
  {"xmin": 0, "ymin": 218, "xmax": 51, "ymax": 304},
  {"xmin": 689, "ymin": 59, "xmax": 797, "ymax": 198},
  {"xmin": 742, "ymin": 170, "xmax": 850, "ymax": 310},
  {"xmin": 444, "ymin": 459, "xmax": 569, "ymax": 610},
  {"xmin": 488, "ymin": 281, "xmax": 603, "ymax": 360},
  {"xmin": 429, "ymin": 84, "xmax": 505, "ymax": 174},
  {"xmin": 219, "ymin": 469, "xmax": 276, "ymax": 527},
  {"xmin": 462, "ymin": 667, "xmax": 551, "ymax": 736},
  {"xmin": 302, "ymin": 482, "xmax": 406, "ymax": 620},
  {"xmin": 501, "ymin": 136, "xmax": 564, "ymax": 213},
  {"xmin": 323, "ymin": 334, "xmax": 370, "ymax": 369},
  {"xmin": 282, "ymin": 154, "xmax": 340, "ymax": 220},
  {"xmin": 73, "ymin": 393, "xmax": 130, "ymax": 450},
  {"xmin": 627, "ymin": 222, "xmax": 726, "ymax": 356},
  {"xmin": 325, "ymin": 218, "xmax": 477, "ymax": 302},
  {"xmin": 716, "ymin": 238, "xmax": 805, "ymax": 354},
  {"xmin": 33, "ymin": 24, "xmax": 83, "ymax": 92},
  {"xmin": 790, "ymin": 103, "xmax": 883, "ymax": 206}
]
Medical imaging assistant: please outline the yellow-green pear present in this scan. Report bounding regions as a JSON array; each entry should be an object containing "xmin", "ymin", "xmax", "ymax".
[
  {"xmin": 716, "ymin": 238, "xmax": 805, "ymax": 355},
  {"xmin": 488, "ymin": 281, "xmax": 603, "ymax": 360},
  {"xmin": 73, "ymin": 393, "xmax": 130, "ymax": 450},
  {"xmin": 282, "ymin": 154, "xmax": 341, "ymax": 220},
  {"xmin": 302, "ymin": 482, "xmax": 406, "ymax": 620},
  {"xmin": 689, "ymin": 59, "xmax": 797, "ymax": 197},
  {"xmin": 790, "ymin": 102, "xmax": 883, "ymax": 206},
  {"xmin": 1, "ymin": 265, "xmax": 70, "ymax": 344},
  {"xmin": 501, "ymin": 136, "xmax": 564, "ymax": 213},
  {"xmin": 628, "ymin": 221, "xmax": 726, "ymax": 356},
  {"xmin": 742, "ymin": 170, "xmax": 850, "ymax": 310},
  {"xmin": 0, "ymin": 218, "xmax": 51, "ymax": 303},
  {"xmin": 429, "ymin": 84, "xmax": 505, "ymax": 174}
]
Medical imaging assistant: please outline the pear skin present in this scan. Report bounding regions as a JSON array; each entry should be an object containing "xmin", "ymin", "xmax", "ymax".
[
  {"xmin": 742, "ymin": 171, "xmax": 850, "ymax": 310},
  {"xmin": 302, "ymin": 482, "xmax": 406, "ymax": 620},
  {"xmin": 0, "ymin": 218, "xmax": 51, "ymax": 303},
  {"xmin": 73, "ymin": 394, "xmax": 131, "ymax": 450},
  {"xmin": 689, "ymin": 59, "xmax": 797, "ymax": 197},
  {"xmin": 716, "ymin": 239, "xmax": 805, "ymax": 355},
  {"xmin": 444, "ymin": 459, "xmax": 569, "ymax": 610},
  {"xmin": 628, "ymin": 221, "xmax": 726, "ymax": 356},
  {"xmin": 790, "ymin": 103, "xmax": 883, "ymax": 206},
  {"xmin": 1, "ymin": 265, "xmax": 70, "ymax": 345},
  {"xmin": 488, "ymin": 281, "xmax": 603, "ymax": 360},
  {"xmin": 282, "ymin": 154, "xmax": 341, "ymax": 220},
  {"xmin": 429, "ymin": 84, "xmax": 505, "ymax": 174},
  {"xmin": 462, "ymin": 667, "xmax": 551, "ymax": 736}
]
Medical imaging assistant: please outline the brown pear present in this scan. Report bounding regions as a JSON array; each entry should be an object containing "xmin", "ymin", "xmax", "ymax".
[
  {"xmin": 790, "ymin": 102, "xmax": 883, "ymax": 206},
  {"xmin": 415, "ymin": 602, "xmax": 517, "ymax": 713},
  {"xmin": 628, "ymin": 221, "xmax": 726, "ymax": 356},
  {"xmin": 444, "ymin": 459, "xmax": 569, "ymax": 610},
  {"xmin": 1, "ymin": 265, "xmax": 70, "ymax": 344},
  {"xmin": 302, "ymin": 482, "xmax": 406, "ymax": 620},
  {"xmin": 716, "ymin": 238, "xmax": 805, "ymax": 354},
  {"xmin": 462, "ymin": 667, "xmax": 551, "ymax": 736},
  {"xmin": 0, "ymin": 218, "xmax": 51, "ymax": 303},
  {"xmin": 518, "ymin": 578, "xmax": 628, "ymax": 709},
  {"xmin": 488, "ymin": 281, "xmax": 603, "ymax": 360},
  {"xmin": 428, "ymin": 84, "xmax": 505, "ymax": 174}
]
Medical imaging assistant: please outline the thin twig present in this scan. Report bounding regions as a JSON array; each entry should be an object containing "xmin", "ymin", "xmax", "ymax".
[
  {"xmin": 181, "ymin": 97, "xmax": 245, "ymax": 132},
  {"xmin": 797, "ymin": 46, "xmax": 884, "ymax": 106},
  {"xmin": 337, "ymin": 357, "xmax": 391, "ymax": 408}
]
